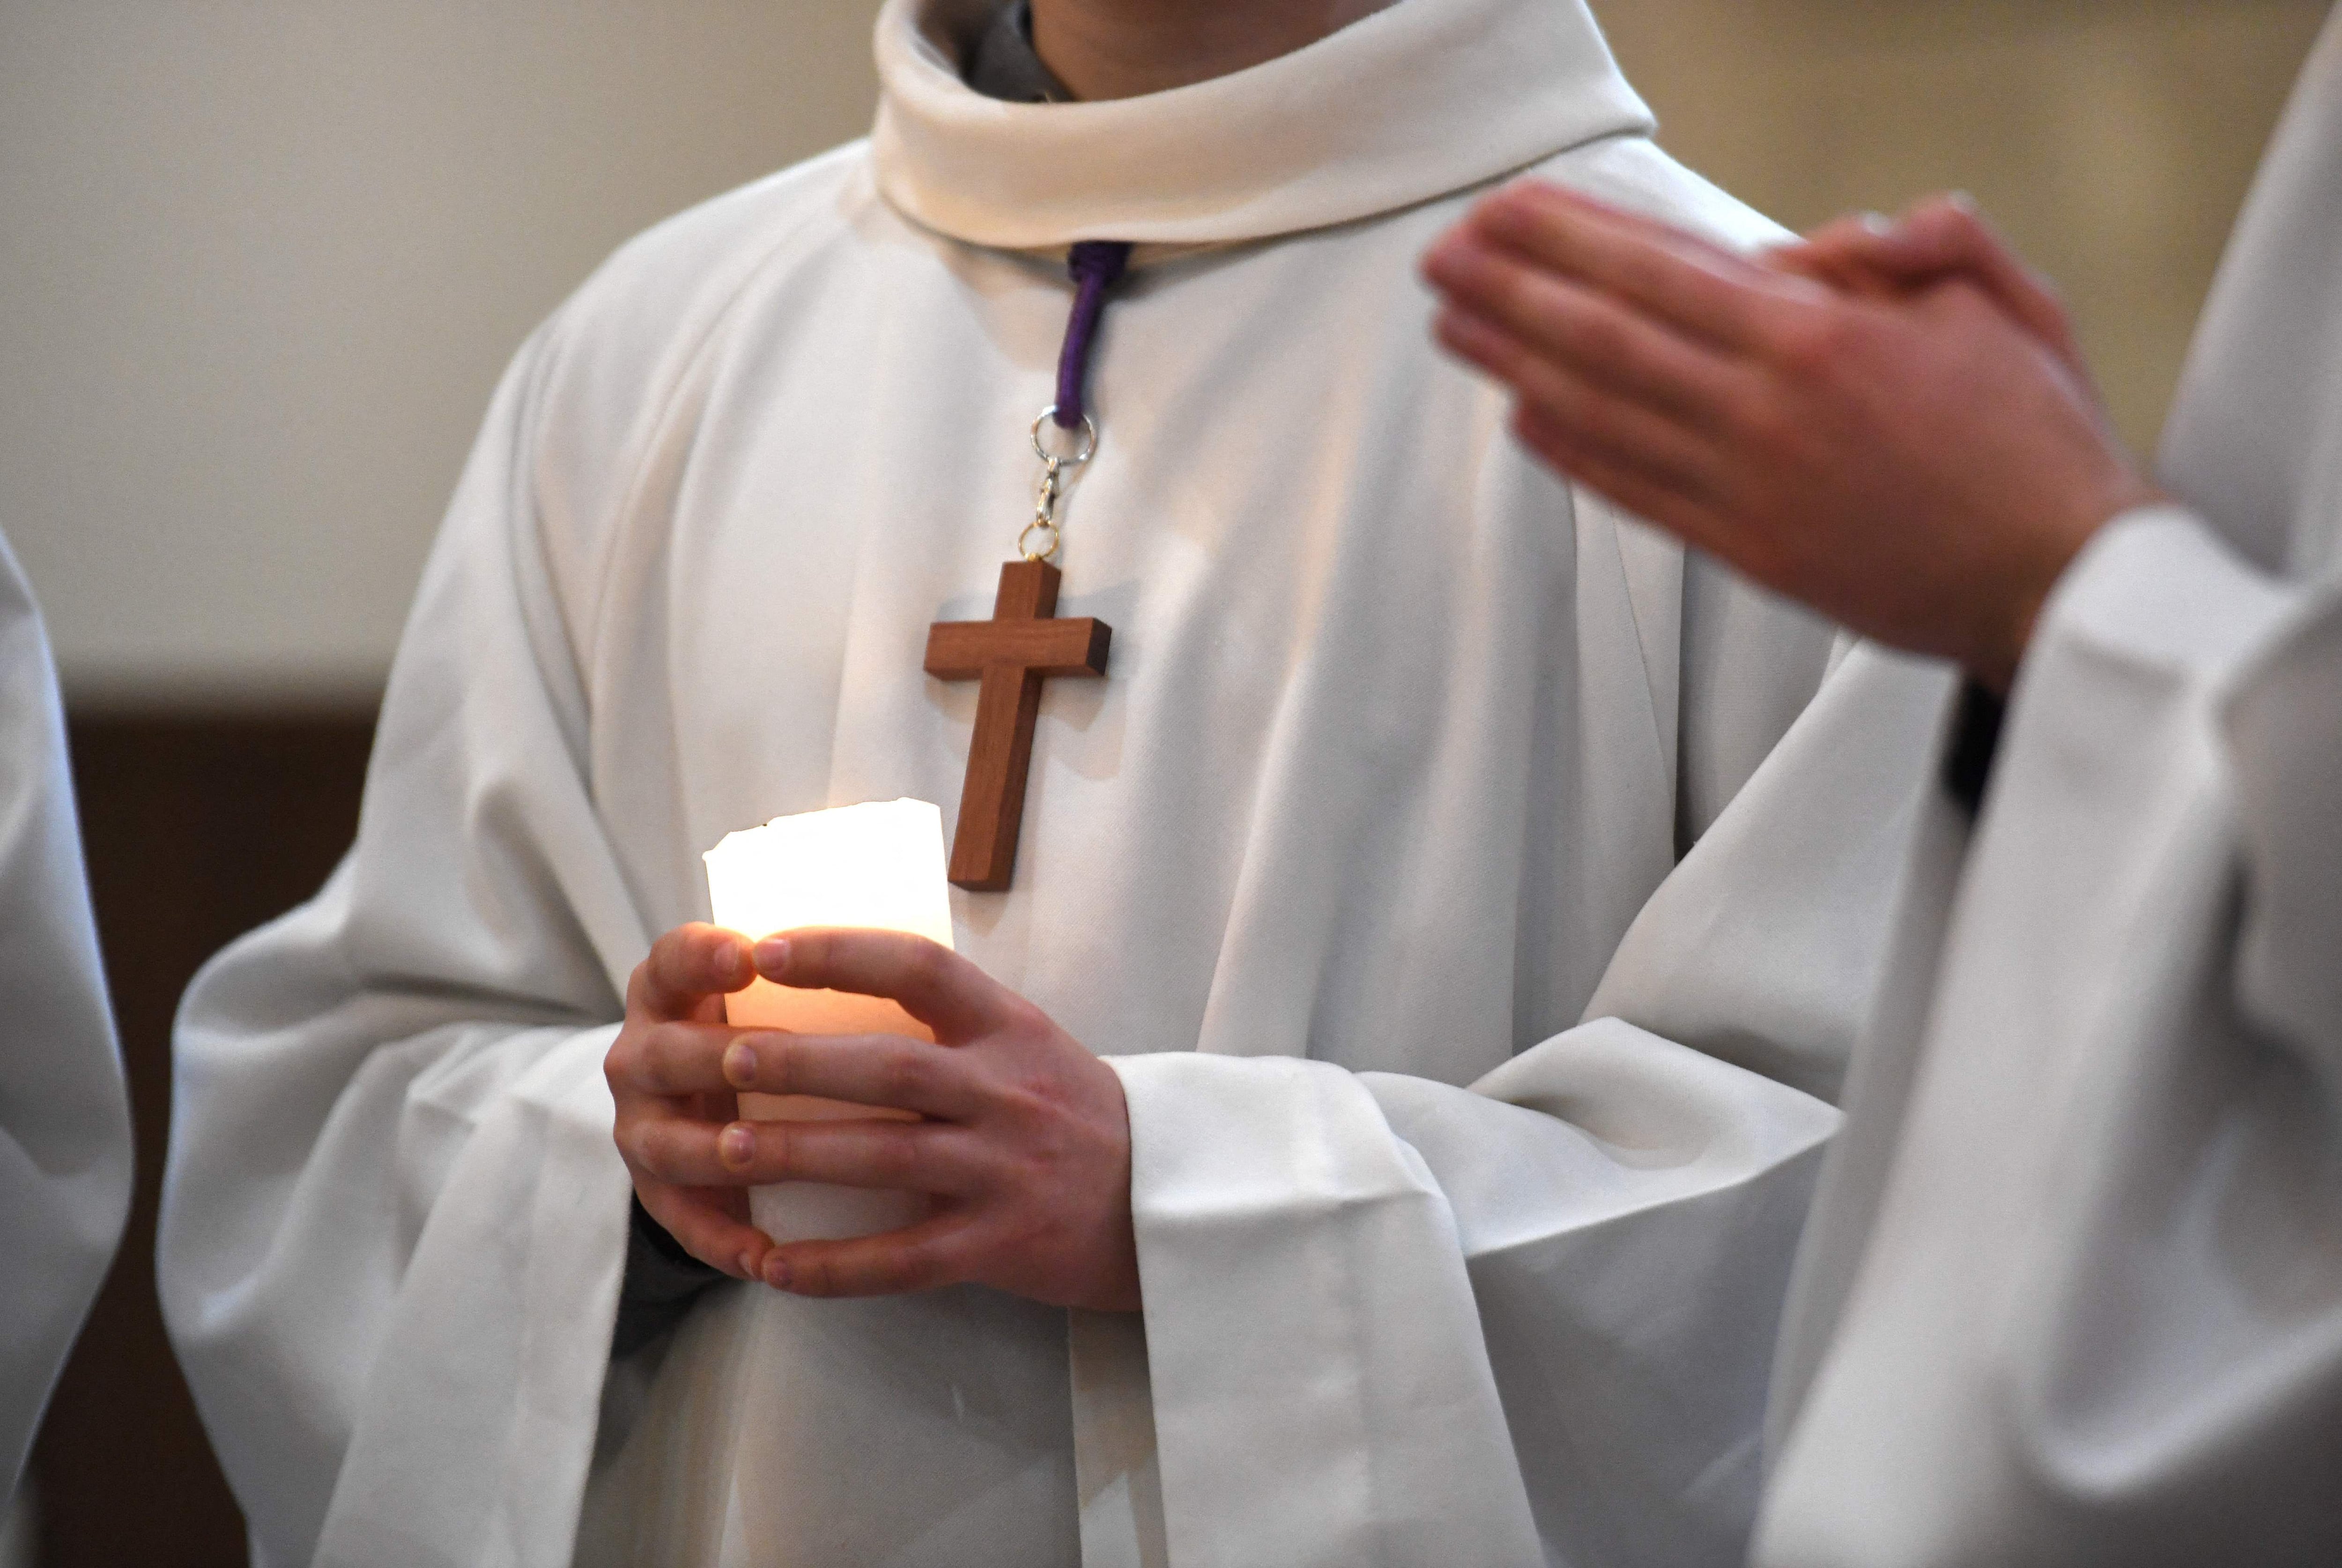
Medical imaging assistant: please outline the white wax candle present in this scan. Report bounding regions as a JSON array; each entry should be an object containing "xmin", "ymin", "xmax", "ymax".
[{"xmin": 703, "ymin": 798, "xmax": 955, "ymax": 1243}]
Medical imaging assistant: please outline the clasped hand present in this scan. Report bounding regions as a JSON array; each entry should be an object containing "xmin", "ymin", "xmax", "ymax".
[
  {"xmin": 1422, "ymin": 185, "xmax": 2168, "ymax": 692},
  {"xmin": 605, "ymin": 923, "xmax": 1141, "ymax": 1312}
]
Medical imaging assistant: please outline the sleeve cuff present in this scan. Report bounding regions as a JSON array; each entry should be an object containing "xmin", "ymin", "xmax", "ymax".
[{"xmin": 2028, "ymin": 504, "xmax": 2292, "ymax": 689}]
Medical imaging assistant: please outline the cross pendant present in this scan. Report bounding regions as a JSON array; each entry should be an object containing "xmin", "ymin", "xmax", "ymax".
[{"xmin": 924, "ymin": 561, "xmax": 1112, "ymax": 892}]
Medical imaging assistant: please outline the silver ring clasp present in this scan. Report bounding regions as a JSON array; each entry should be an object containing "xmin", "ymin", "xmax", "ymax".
[{"xmin": 1031, "ymin": 409, "xmax": 1098, "ymax": 467}]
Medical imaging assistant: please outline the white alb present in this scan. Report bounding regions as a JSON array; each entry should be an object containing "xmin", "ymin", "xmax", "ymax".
[
  {"xmin": 0, "ymin": 529, "xmax": 131, "ymax": 1499},
  {"xmin": 1758, "ymin": 7, "xmax": 2342, "ymax": 1564}
]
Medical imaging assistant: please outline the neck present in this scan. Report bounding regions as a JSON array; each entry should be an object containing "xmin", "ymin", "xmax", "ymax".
[{"xmin": 1026, "ymin": 0, "xmax": 1395, "ymax": 100}]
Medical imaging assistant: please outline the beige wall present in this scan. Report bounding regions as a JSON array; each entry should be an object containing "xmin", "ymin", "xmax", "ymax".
[
  {"xmin": 1, "ymin": 0, "xmax": 2327, "ymax": 703},
  {"xmin": 0, "ymin": 2, "xmax": 882, "ymax": 704},
  {"xmin": 1596, "ymin": 0, "xmax": 2332, "ymax": 454}
]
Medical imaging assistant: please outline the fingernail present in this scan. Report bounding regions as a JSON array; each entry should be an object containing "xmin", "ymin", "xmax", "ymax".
[
  {"xmin": 736, "ymin": 1250, "xmax": 759, "ymax": 1280},
  {"xmin": 722, "ymin": 1039, "xmax": 759, "ymax": 1089},
  {"xmin": 753, "ymin": 936, "xmax": 789, "ymax": 976},
  {"xmin": 718, "ymin": 1123, "xmax": 755, "ymax": 1168},
  {"xmin": 1859, "ymin": 210, "xmax": 1893, "ymax": 235},
  {"xmin": 762, "ymin": 1255, "xmax": 793, "ymax": 1291},
  {"xmin": 1947, "ymin": 190, "xmax": 1979, "ymax": 214}
]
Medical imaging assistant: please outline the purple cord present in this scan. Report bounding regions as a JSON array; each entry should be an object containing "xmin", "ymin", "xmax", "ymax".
[{"xmin": 1053, "ymin": 240, "xmax": 1133, "ymax": 429}]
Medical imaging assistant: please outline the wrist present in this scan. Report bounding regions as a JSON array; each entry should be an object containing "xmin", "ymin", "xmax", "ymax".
[
  {"xmin": 1073, "ymin": 1233, "xmax": 1143, "ymax": 1313},
  {"xmin": 1971, "ymin": 476, "xmax": 2166, "ymax": 694}
]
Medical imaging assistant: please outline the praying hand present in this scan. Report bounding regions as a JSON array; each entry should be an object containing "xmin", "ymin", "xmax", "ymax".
[{"xmin": 1422, "ymin": 182, "xmax": 2165, "ymax": 690}]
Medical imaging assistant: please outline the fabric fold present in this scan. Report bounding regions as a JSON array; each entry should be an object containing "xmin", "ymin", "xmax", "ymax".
[
  {"xmin": 0, "ymin": 529, "xmax": 133, "ymax": 1499},
  {"xmin": 870, "ymin": 0, "xmax": 1652, "ymax": 249},
  {"xmin": 1110, "ymin": 1052, "xmax": 1546, "ymax": 1568},
  {"xmin": 1756, "ymin": 512, "xmax": 2317, "ymax": 1568}
]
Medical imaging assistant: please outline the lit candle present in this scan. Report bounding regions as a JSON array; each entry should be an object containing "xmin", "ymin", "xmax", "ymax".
[{"xmin": 703, "ymin": 798, "xmax": 955, "ymax": 1243}]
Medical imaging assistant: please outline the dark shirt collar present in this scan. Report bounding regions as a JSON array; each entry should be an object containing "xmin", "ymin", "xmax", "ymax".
[{"xmin": 964, "ymin": 0, "xmax": 1073, "ymax": 103}]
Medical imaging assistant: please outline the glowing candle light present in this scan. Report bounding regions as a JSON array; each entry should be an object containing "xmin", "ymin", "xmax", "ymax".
[{"xmin": 703, "ymin": 798, "xmax": 955, "ymax": 1243}]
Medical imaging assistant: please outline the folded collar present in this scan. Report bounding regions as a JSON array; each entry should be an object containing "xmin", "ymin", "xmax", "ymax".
[{"xmin": 870, "ymin": 0, "xmax": 1653, "ymax": 251}]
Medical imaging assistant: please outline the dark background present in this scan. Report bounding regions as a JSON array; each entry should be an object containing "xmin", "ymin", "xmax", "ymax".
[{"xmin": 31, "ymin": 713, "xmax": 377, "ymax": 1567}]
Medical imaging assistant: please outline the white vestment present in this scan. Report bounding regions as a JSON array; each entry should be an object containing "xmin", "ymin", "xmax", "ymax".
[
  {"xmin": 158, "ymin": 1, "xmax": 1957, "ymax": 1564},
  {"xmin": 1757, "ymin": 8, "xmax": 2342, "ymax": 1563},
  {"xmin": 0, "ymin": 528, "xmax": 131, "ymax": 1496}
]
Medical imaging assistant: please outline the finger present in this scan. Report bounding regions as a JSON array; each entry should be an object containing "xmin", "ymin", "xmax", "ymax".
[
  {"xmin": 1773, "ymin": 212, "xmax": 1891, "ymax": 268},
  {"xmin": 1890, "ymin": 197, "xmax": 2082, "ymax": 370},
  {"xmin": 630, "ymin": 923, "xmax": 755, "ymax": 1022},
  {"xmin": 762, "ymin": 1212, "xmax": 982, "ymax": 1298},
  {"xmin": 620, "ymin": 1103, "xmax": 758, "ymax": 1189},
  {"xmin": 720, "ymin": 1031, "xmax": 985, "ymax": 1121},
  {"xmin": 611, "ymin": 1020, "xmax": 747, "ymax": 1098},
  {"xmin": 1776, "ymin": 199, "xmax": 2082, "ymax": 372},
  {"xmin": 1469, "ymin": 180, "xmax": 1823, "ymax": 355},
  {"xmin": 1425, "ymin": 233, "xmax": 1745, "ymax": 432},
  {"xmin": 1767, "ymin": 213, "xmax": 1902, "ymax": 297},
  {"xmin": 1775, "ymin": 210, "xmax": 1950, "ymax": 288},
  {"xmin": 1435, "ymin": 304, "xmax": 1724, "ymax": 499},
  {"xmin": 752, "ymin": 930, "xmax": 1013, "ymax": 1043},
  {"xmin": 637, "ymin": 1183, "xmax": 772, "ymax": 1281},
  {"xmin": 1512, "ymin": 405, "xmax": 1742, "ymax": 570},
  {"xmin": 713, "ymin": 1116, "xmax": 991, "ymax": 1193}
]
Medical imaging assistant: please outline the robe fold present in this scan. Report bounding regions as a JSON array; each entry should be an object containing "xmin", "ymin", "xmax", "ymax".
[
  {"xmin": 159, "ymin": 0, "xmax": 1953, "ymax": 1563},
  {"xmin": 0, "ymin": 528, "xmax": 132, "ymax": 1497},
  {"xmin": 1757, "ymin": 8, "xmax": 2342, "ymax": 1562}
]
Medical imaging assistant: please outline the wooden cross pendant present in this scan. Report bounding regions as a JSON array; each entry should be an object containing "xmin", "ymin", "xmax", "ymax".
[{"xmin": 924, "ymin": 560, "xmax": 1112, "ymax": 892}]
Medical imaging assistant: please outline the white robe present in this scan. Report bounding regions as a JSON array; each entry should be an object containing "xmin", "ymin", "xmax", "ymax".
[
  {"xmin": 158, "ymin": 1, "xmax": 1954, "ymax": 1564},
  {"xmin": 0, "ymin": 528, "xmax": 132, "ymax": 1497},
  {"xmin": 1756, "ymin": 7, "xmax": 2342, "ymax": 1563}
]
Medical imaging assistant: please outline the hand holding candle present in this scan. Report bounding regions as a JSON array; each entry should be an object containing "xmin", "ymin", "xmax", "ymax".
[
  {"xmin": 717, "ymin": 928, "xmax": 1141, "ymax": 1309},
  {"xmin": 604, "ymin": 799, "xmax": 1141, "ymax": 1309}
]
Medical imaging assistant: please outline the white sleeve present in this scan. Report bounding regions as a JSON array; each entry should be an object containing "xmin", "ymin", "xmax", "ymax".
[
  {"xmin": 158, "ymin": 327, "xmax": 645, "ymax": 1568},
  {"xmin": 0, "ymin": 531, "xmax": 132, "ymax": 1499},
  {"xmin": 1109, "ymin": 608, "xmax": 1958, "ymax": 1568},
  {"xmin": 1757, "ymin": 507, "xmax": 2342, "ymax": 1566}
]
